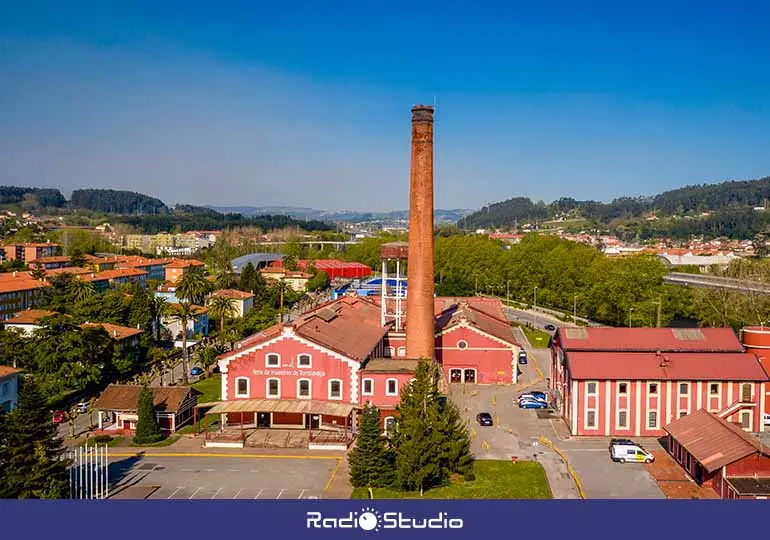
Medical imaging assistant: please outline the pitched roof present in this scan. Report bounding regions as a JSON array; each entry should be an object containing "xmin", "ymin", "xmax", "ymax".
[
  {"xmin": 0, "ymin": 366, "xmax": 21, "ymax": 378},
  {"xmin": 556, "ymin": 327, "xmax": 744, "ymax": 352},
  {"xmin": 79, "ymin": 268, "xmax": 148, "ymax": 282},
  {"xmin": 28, "ymin": 256, "xmax": 71, "ymax": 264},
  {"xmin": 0, "ymin": 277, "xmax": 51, "ymax": 294},
  {"xmin": 566, "ymin": 351, "xmax": 769, "ymax": 381},
  {"xmin": 81, "ymin": 323, "xmax": 143, "ymax": 341},
  {"xmin": 663, "ymin": 409, "xmax": 767, "ymax": 473},
  {"xmin": 362, "ymin": 358, "xmax": 420, "ymax": 373},
  {"xmin": 210, "ymin": 289, "xmax": 255, "ymax": 300},
  {"xmin": 435, "ymin": 301, "xmax": 519, "ymax": 346},
  {"xmin": 165, "ymin": 259, "xmax": 205, "ymax": 269},
  {"xmin": 45, "ymin": 266, "xmax": 92, "ymax": 277},
  {"xmin": 3, "ymin": 309, "xmax": 58, "ymax": 325},
  {"xmin": 93, "ymin": 384, "xmax": 195, "ymax": 412}
]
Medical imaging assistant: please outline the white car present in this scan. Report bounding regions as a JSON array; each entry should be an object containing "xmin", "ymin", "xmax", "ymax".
[
  {"xmin": 764, "ymin": 412, "xmax": 770, "ymax": 427},
  {"xmin": 609, "ymin": 439, "xmax": 655, "ymax": 464},
  {"xmin": 75, "ymin": 402, "xmax": 89, "ymax": 414}
]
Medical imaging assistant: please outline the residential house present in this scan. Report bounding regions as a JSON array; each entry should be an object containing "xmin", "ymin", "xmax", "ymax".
[
  {"xmin": 27, "ymin": 255, "xmax": 71, "ymax": 270},
  {"xmin": 93, "ymin": 384, "xmax": 197, "ymax": 433},
  {"xmin": 0, "ymin": 366, "xmax": 20, "ymax": 412},
  {"xmin": 1, "ymin": 242, "xmax": 61, "ymax": 264},
  {"xmin": 165, "ymin": 259, "xmax": 205, "ymax": 284},
  {"xmin": 82, "ymin": 323, "xmax": 143, "ymax": 361},
  {"xmin": 208, "ymin": 289, "xmax": 255, "ymax": 318},
  {"xmin": 2, "ymin": 309, "xmax": 58, "ymax": 335},
  {"xmin": 79, "ymin": 268, "xmax": 148, "ymax": 293},
  {"xmin": 0, "ymin": 272, "xmax": 51, "ymax": 321}
]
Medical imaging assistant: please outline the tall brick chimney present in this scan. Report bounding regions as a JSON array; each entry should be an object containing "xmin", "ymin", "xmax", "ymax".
[{"xmin": 406, "ymin": 105, "xmax": 435, "ymax": 360}]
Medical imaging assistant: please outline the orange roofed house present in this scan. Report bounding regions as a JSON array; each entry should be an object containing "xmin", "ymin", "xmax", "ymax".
[
  {"xmin": 1, "ymin": 242, "xmax": 61, "ymax": 264},
  {"xmin": 165, "ymin": 259, "xmax": 205, "ymax": 284},
  {"xmin": 93, "ymin": 384, "xmax": 197, "ymax": 434},
  {"xmin": 0, "ymin": 272, "xmax": 51, "ymax": 321},
  {"xmin": 208, "ymin": 289, "xmax": 255, "ymax": 318}
]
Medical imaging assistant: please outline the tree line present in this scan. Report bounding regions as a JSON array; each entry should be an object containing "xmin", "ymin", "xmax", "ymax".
[
  {"xmin": 70, "ymin": 189, "xmax": 169, "ymax": 215},
  {"xmin": 0, "ymin": 186, "xmax": 66, "ymax": 208}
]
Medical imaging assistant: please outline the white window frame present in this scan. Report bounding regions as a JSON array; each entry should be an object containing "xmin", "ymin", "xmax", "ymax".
[
  {"xmin": 586, "ymin": 381, "xmax": 598, "ymax": 396},
  {"xmin": 585, "ymin": 409, "xmax": 597, "ymax": 430},
  {"xmin": 709, "ymin": 382, "xmax": 720, "ymax": 396},
  {"xmin": 383, "ymin": 416, "xmax": 397, "ymax": 435},
  {"xmin": 384, "ymin": 347, "xmax": 394, "ymax": 358},
  {"xmin": 361, "ymin": 378, "xmax": 374, "ymax": 396},
  {"xmin": 397, "ymin": 346, "xmax": 406, "ymax": 357},
  {"xmin": 456, "ymin": 340, "xmax": 468, "ymax": 350},
  {"xmin": 266, "ymin": 378, "xmax": 280, "ymax": 398},
  {"xmin": 385, "ymin": 378, "xmax": 399, "ymax": 396},
  {"xmin": 741, "ymin": 383, "xmax": 753, "ymax": 402},
  {"xmin": 297, "ymin": 378, "xmax": 311, "ymax": 400},
  {"xmin": 616, "ymin": 409, "xmax": 629, "ymax": 430},
  {"xmin": 679, "ymin": 382, "xmax": 689, "ymax": 396},
  {"xmin": 648, "ymin": 382, "xmax": 658, "ymax": 395},
  {"xmin": 265, "ymin": 353, "xmax": 280, "ymax": 367},
  {"xmin": 617, "ymin": 381, "xmax": 629, "ymax": 396},
  {"xmin": 297, "ymin": 353, "xmax": 312, "ymax": 368},
  {"xmin": 328, "ymin": 379, "xmax": 343, "ymax": 401},
  {"xmin": 648, "ymin": 410, "xmax": 658, "ymax": 429},
  {"xmin": 235, "ymin": 377, "xmax": 250, "ymax": 398}
]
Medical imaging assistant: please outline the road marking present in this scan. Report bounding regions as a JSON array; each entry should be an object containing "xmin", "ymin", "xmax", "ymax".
[
  {"xmin": 254, "ymin": 489, "xmax": 264, "ymax": 499},
  {"xmin": 250, "ymin": 470, "xmax": 260, "ymax": 472},
  {"xmin": 204, "ymin": 468, "xmax": 215, "ymax": 472},
  {"xmin": 228, "ymin": 469, "xmax": 239, "ymax": 472},
  {"xmin": 211, "ymin": 488, "xmax": 222, "ymax": 499},
  {"xmin": 276, "ymin": 489, "xmax": 285, "ymax": 499},
  {"xmin": 189, "ymin": 487, "xmax": 202, "ymax": 499},
  {"xmin": 324, "ymin": 456, "xmax": 342, "ymax": 492},
  {"xmin": 232, "ymin": 489, "xmax": 242, "ymax": 499},
  {"xmin": 181, "ymin": 468, "xmax": 194, "ymax": 472},
  {"xmin": 298, "ymin": 489, "xmax": 306, "ymax": 499},
  {"xmin": 167, "ymin": 487, "xmax": 183, "ymax": 499}
]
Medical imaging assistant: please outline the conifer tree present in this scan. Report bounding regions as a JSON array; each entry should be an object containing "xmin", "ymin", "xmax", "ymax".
[
  {"xmin": 133, "ymin": 385, "xmax": 162, "ymax": 444},
  {"xmin": 348, "ymin": 403, "xmax": 394, "ymax": 488},
  {"xmin": 0, "ymin": 376, "xmax": 69, "ymax": 498},
  {"xmin": 436, "ymin": 396, "xmax": 475, "ymax": 479}
]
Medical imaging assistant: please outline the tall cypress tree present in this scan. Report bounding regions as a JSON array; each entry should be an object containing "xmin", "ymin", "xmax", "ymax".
[
  {"xmin": 348, "ymin": 404, "xmax": 394, "ymax": 488},
  {"xmin": 133, "ymin": 385, "xmax": 162, "ymax": 444},
  {"xmin": 436, "ymin": 397, "xmax": 475, "ymax": 479},
  {"xmin": 0, "ymin": 376, "xmax": 69, "ymax": 498}
]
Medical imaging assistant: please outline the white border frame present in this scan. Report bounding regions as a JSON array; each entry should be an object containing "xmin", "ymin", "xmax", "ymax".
[
  {"xmin": 234, "ymin": 376, "xmax": 250, "ymax": 398},
  {"xmin": 328, "ymin": 378, "xmax": 343, "ymax": 401},
  {"xmin": 265, "ymin": 353, "xmax": 280, "ymax": 368},
  {"xmin": 266, "ymin": 378, "xmax": 280, "ymax": 399},
  {"xmin": 385, "ymin": 378, "xmax": 399, "ymax": 396},
  {"xmin": 361, "ymin": 378, "xmax": 374, "ymax": 396},
  {"xmin": 297, "ymin": 378, "xmax": 311, "ymax": 400}
]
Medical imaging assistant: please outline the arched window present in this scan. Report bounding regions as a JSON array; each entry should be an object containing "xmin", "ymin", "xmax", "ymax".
[
  {"xmin": 397, "ymin": 346, "xmax": 406, "ymax": 357},
  {"xmin": 266, "ymin": 378, "xmax": 280, "ymax": 398},
  {"xmin": 266, "ymin": 353, "xmax": 280, "ymax": 367},
  {"xmin": 328, "ymin": 379, "xmax": 343, "ymax": 400},
  {"xmin": 297, "ymin": 379, "xmax": 311, "ymax": 399},
  {"xmin": 235, "ymin": 377, "xmax": 249, "ymax": 398},
  {"xmin": 384, "ymin": 416, "xmax": 397, "ymax": 435},
  {"xmin": 297, "ymin": 354, "xmax": 312, "ymax": 368}
]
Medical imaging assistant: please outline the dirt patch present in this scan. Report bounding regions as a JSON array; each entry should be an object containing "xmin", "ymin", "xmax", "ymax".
[{"xmin": 645, "ymin": 450, "xmax": 719, "ymax": 499}]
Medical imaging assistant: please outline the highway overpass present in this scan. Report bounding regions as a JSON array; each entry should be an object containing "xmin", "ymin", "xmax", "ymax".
[{"xmin": 664, "ymin": 272, "xmax": 770, "ymax": 294}]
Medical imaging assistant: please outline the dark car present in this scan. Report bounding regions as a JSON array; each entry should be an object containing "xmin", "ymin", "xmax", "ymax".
[
  {"xmin": 476, "ymin": 412, "xmax": 493, "ymax": 426},
  {"xmin": 544, "ymin": 324, "xmax": 556, "ymax": 331},
  {"xmin": 190, "ymin": 367, "xmax": 203, "ymax": 376}
]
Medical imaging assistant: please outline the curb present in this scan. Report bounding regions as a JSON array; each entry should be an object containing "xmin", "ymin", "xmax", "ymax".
[{"xmin": 538, "ymin": 436, "xmax": 586, "ymax": 499}]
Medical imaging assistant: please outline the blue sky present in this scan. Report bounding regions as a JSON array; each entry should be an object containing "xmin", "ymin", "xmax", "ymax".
[{"xmin": 1, "ymin": 1, "xmax": 769, "ymax": 212}]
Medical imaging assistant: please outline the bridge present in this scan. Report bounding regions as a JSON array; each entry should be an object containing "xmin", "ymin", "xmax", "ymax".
[
  {"xmin": 664, "ymin": 272, "xmax": 770, "ymax": 294},
  {"xmin": 251, "ymin": 241, "xmax": 360, "ymax": 247}
]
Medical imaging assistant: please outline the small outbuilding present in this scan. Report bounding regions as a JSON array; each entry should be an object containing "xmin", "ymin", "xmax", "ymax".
[{"xmin": 93, "ymin": 384, "xmax": 197, "ymax": 434}]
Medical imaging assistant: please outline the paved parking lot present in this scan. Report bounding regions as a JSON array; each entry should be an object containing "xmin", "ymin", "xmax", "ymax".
[{"xmin": 108, "ymin": 455, "xmax": 336, "ymax": 500}]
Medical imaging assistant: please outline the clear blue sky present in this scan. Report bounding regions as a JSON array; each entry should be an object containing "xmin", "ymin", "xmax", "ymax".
[{"xmin": 1, "ymin": 1, "xmax": 769, "ymax": 212}]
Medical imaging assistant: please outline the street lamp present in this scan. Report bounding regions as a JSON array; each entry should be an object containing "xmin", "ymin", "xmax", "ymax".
[
  {"xmin": 628, "ymin": 307, "xmax": 635, "ymax": 328},
  {"xmin": 573, "ymin": 295, "xmax": 578, "ymax": 322},
  {"xmin": 534, "ymin": 286, "xmax": 538, "ymax": 311}
]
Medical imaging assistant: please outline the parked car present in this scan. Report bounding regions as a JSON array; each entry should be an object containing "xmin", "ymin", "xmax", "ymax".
[
  {"xmin": 190, "ymin": 367, "xmax": 203, "ymax": 376},
  {"xmin": 764, "ymin": 412, "xmax": 770, "ymax": 426},
  {"xmin": 544, "ymin": 324, "xmax": 556, "ymax": 331},
  {"xmin": 476, "ymin": 412, "xmax": 493, "ymax": 426},
  {"xmin": 518, "ymin": 399, "xmax": 548, "ymax": 409},
  {"xmin": 518, "ymin": 350, "xmax": 528, "ymax": 365},
  {"xmin": 609, "ymin": 439, "xmax": 655, "ymax": 464},
  {"xmin": 75, "ymin": 402, "xmax": 89, "ymax": 414},
  {"xmin": 518, "ymin": 391, "xmax": 548, "ymax": 403},
  {"xmin": 52, "ymin": 410, "xmax": 67, "ymax": 424}
]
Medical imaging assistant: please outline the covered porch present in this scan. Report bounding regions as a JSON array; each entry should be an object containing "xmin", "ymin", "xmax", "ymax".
[{"xmin": 193, "ymin": 399, "xmax": 359, "ymax": 450}]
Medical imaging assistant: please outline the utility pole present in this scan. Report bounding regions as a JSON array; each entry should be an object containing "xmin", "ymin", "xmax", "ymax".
[
  {"xmin": 628, "ymin": 307, "xmax": 634, "ymax": 328},
  {"xmin": 534, "ymin": 286, "xmax": 538, "ymax": 310},
  {"xmin": 573, "ymin": 295, "xmax": 577, "ymax": 322},
  {"xmin": 506, "ymin": 280, "xmax": 510, "ymax": 302}
]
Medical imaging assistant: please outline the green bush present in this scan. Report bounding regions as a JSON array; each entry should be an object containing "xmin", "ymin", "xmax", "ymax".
[
  {"xmin": 462, "ymin": 470, "xmax": 476, "ymax": 482},
  {"xmin": 92, "ymin": 434, "xmax": 112, "ymax": 443}
]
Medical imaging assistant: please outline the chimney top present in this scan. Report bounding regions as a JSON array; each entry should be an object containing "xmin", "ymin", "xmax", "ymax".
[{"xmin": 411, "ymin": 105, "xmax": 434, "ymax": 124}]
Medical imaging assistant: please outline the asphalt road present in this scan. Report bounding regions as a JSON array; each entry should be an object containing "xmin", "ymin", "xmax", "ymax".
[{"xmin": 504, "ymin": 307, "xmax": 562, "ymax": 330}]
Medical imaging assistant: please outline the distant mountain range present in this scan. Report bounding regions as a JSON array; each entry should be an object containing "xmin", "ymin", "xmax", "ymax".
[{"xmin": 207, "ymin": 206, "xmax": 474, "ymax": 224}]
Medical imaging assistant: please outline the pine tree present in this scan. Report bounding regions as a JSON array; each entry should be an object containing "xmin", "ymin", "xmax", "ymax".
[
  {"xmin": 348, "ymin": 404, "xmax": 394, "ymax": 488},
  {"xmin": 392, "ymin": 360, "xmax": 446, "ymax": 495},
  {"xmin": 133, "ymin": 385, "xmax": 162, "ymax": 444},
  {"xmin": 0, "ymin": 376, "xmax": 69, "ymax": 498},
  {"xmin": 436, "ymin": 397, "xmax": 475, "ymax": 479}
]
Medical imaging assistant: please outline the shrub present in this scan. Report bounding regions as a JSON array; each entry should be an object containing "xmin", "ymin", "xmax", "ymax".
[{"xmin": 92, "ymin": 435, "xmax": 112, "ymax": 443}]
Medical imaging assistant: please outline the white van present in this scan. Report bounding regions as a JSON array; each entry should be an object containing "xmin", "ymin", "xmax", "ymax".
[{"xmin": 609, "ymin": 439, "xmax": 655, "ymax": 464}]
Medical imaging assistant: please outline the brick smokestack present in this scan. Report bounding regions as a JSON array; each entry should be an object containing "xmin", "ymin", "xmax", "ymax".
[{"xmin": 406, "ymin": 105, "xmax": 435, "ymax": 360}]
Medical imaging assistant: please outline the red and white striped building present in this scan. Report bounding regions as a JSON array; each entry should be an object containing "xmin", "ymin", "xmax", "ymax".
[{"xmin": 550, "ymin": 327, "xmax": 770, "ymax": 437}]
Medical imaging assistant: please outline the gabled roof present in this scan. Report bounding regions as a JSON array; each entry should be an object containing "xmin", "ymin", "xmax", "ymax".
[
  {"xmin": 28, "ymin": 256, "xmax": 71, "ymax": 265},
  {"xmin": 81, "ymin": 322, "xmax": 143, "ymax": 341},
  {"xmin": 93, "ymin": 384, "xmax": 195, "ymax": 412},
  {"xmin": 362, "ymin": 358, "xmax": 420, "ymax": 373},
  {"xmin": 565, "ymin": 351, "xmax": 769, "ymax": 381},
  {"xmin": 79, "ymin": 268, "xmax": 148, "ymax": 282},
  {"xmin": 435, "ymin": 301, "xmax": 519, "ymax": 346},
  {"xmin": 3, "ymin": 309, "xmax": 58, "ymax": 325},
  {"xmin": 210, "ymin": 289, "xmax": 255, "ymax": 300},
  {"xmin": 663, "ymin": 409, "xmax": 768, "ymax": 473},
  {"xmin": 0, "ymin": 366, "xmax": 21, "ymax": 378},
  {"xmin": 556, "ymin": 327, "xmax": 744, "ymax": 352}
]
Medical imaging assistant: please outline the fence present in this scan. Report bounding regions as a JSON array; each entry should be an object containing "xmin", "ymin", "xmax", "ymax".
[{"xmin": 66, "ymin": 443, "xmax": 110, "ymax": 499}]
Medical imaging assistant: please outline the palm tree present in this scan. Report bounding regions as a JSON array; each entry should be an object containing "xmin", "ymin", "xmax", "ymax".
[
  {"xmin": 171, "ymin": 301, "xmax": 195, "ymax": 385},
  {"xmin": 273, "ymin": 280, "xmax": 292, "ymax": 322},
  {"xmin": 70, "ymin": 279, "xmax": 96, "ymax": 302},
  {"xmin": 150, "ymin": 296, "xmax": 169, "ymax": 341},
  {"xmin": 175, "ymin": 267, "xmax": 212, "ymax": 305},
  {"xmin": 213, "ymin": 269, "xmax": 237, "ymax": 290},
  {"xmin": 209, "ymin": 295, "xmax": 237, "ymax": 334}
]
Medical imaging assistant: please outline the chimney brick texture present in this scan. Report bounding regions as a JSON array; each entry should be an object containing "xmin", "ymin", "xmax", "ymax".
[{"xmin": 406, "ymin": 105, "xmax": 435, "ymax": 360}]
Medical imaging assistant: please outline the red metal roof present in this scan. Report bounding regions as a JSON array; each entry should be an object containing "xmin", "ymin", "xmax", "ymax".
[
  {"xmin": 663, "ymin": 409, "xmax": 767, "ymax": 473},
  {"xmin": 557, "ymin": 327, "xmax": 744, "ymax": 352},
  {"xmin": 435, "ymin": 301, "xmax": 519, "ymax": 346},
  {"xmin": 566, "ymin": 351, "xmax": 770, "ymax": 381}
]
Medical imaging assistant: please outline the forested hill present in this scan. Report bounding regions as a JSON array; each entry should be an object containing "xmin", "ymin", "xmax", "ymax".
[
  {"xmin": 460, "ymin": 175, "xmax": 770, "ymax": 239},
  {"xmin": 70, "ymin": 189, "xmax": 169, "ymax": 215},
  {"xmin": 0, "ymin": 186, "xmax": 66, "ymax": 207}
]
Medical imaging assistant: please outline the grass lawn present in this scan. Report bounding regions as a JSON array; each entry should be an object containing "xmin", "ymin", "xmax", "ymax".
[
  {"xmin": 129, "ymin": 434, "xmax": 182, "ymax": 447},
  {"xmin": 193, "ymin": 374, "xmax": 221, "ymax": 404},
  {"xmin": 522, "ymin": 327, "xmax": 551, "ymax": 348},
  {"xmin": 351, "ymin": 460, "xmax": 552, "ymax": 499}
]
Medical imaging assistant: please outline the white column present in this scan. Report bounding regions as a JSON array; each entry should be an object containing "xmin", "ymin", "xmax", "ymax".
[
  {"xmin": 635, "ymin": 381, "xmax": 642, "ymax": 436},
  {"xmin": 604, "ymin": 381, "xmax": 611, "ymax": 436}
]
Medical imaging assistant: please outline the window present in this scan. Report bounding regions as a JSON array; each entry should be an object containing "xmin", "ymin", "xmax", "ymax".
[
  {"xmin": 266, "ymin": 378, "xmax": 280, "ymax": 398},
  {"xmin": 648, "ymin": 383, "xmax": 658, "ymax": 395},
  {"xmin": 679, "ymin": 411, "xmax": 688, "ymax": 418},
  {"xmin": 386, "ymin": 378, "xmax": 399, "ymax": 396},
  {"xmin": 679, "ymin": 383, "xmax": 689, "ymax": 395},
  {"xmin": 741, "ymin": 411, "xmax": 751, "ymax": 430},
  {"xmin": 266, "ymin": 353, "xmax": 280, "ymax": 367},
  {"xmin": 710, "ymin": 383, "xmax": 719, "ymax": 395},
  {"xmin": 618, "ymin": 382, "xmax": 628, "ymax": 395},
  {"xmin": 741, "ymin": 384, "xmax": 752, "ymax": 402},
  {"xmin": 384, "ymin": 347, "xmax": 394, "ymax": 358},
  {"xmin": 384, "ymin": 416, "xmax": 397, "ymax": 435},
  {"xmin": 235, "ymin": 377, "xmax": 249, "ymax": 398},
  {"xmin": 585, "ymin": 410, "xmax": 597, "ymax": 428},
  {"xmin": 297, "ymin": 379, "xmax": 311, "ymax": 399},
  {"xmin": 297, "ymin": 354, "xmax": 311, "ymax": 368},
  {"xmin": 457, "ymin": 340, "xmax": 468, "ymax": 349},
  {"xmin": 648, "ymin": 411, "xmax": 658, "ymax": 429},
  {"xmin": 586, "ymin": 382, "xmax": 597, "ymax": 395},
  {"xmin": 618, "ymin": 411, "xmax": 628, "ymax": 428},
  {"xmin": 362, "ymin": 378, "xmax": 374, "ymax": 396},
  {"xmin": 328, "ymin": 379, "xmax": 342, "ymax": 400},
  {"xmin": 397, "ymin": 347, "xmax": 406, "ymax": 357}
]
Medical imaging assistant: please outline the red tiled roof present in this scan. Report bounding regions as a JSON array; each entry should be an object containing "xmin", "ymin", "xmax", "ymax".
[
  {"xmin": 79, "ymin": 268, "xmax": 148, "ymax": 282},
  {"xmin": 663, "ymin": 409, "xmax": 767, "ymax": 473},
  {"xmin": 3, "ymin": 309, "xmax": 58, "ymax": 324},
  {"xmin": 93, "ymin": 384, "xmax": 194, "ymax": 412},
  {"xmin": 210, "ymin": 289, "xmax": 254, "ymax": 300},
  {"xmin": 165, "ymin": 259, "xmax": 205, "ymax": 269},
  {"xmin": 28, "ymin": 256, "xmax": 70, "ymax": 264},
  {"xmin": 435, "ymin": 301, "xmax": 519, "ymax": 346},
  {"xmin": 0, "ymin": 366, "xmax": 21, "ymax": 378},
  {"xmin": 556, "ymin": 327, "xmax": 744, "ymax": 352},
  {"xmin": 82, "ymin": 322, "xmax": 143, "ymax": 341},
  {"xmin": 566, "ymin": 351, "xmax": 770, "ymax": 381},
  {"xmin": 0, "ymin": 278, "xmax": 51, "ymax": 293},
  {"xmin": 45, "ymin": 266, "xmax": 92, "ymax": 276}
]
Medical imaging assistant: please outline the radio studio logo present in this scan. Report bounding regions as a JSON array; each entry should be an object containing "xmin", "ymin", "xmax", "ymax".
[{"xmin": 306, "ymin": 506, "xmax": 464, "ymax": 531}]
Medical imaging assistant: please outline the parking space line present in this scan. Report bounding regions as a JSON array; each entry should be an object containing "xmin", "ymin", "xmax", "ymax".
[
  {"xmin": 211, "ymin": 488, "xmax": 222, "ymax": 499},
  {"xmin": 298, "ymin": 489, "xmax": 305, "ymax": 499},
  {"xmin": 204, "ymin": 469, "xmax": 215, "ymax": 472},
  {"xmin": 167, "ymin": 487, "xmax": 183, "ymax": 499},
  {"xmin": 189, "ymin": 488, "xmax": 202, "ymax": 499},
  {"xmin": 232, "ymin": 489, "xmax": 242, "ymax": 499},
  {"xmin": 254, "ymin": 489, "xmax": 263, "ymax": 499},
  {"xmin": 276, "ymin": 489, "xmax": 285, "ymax": 499}
]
